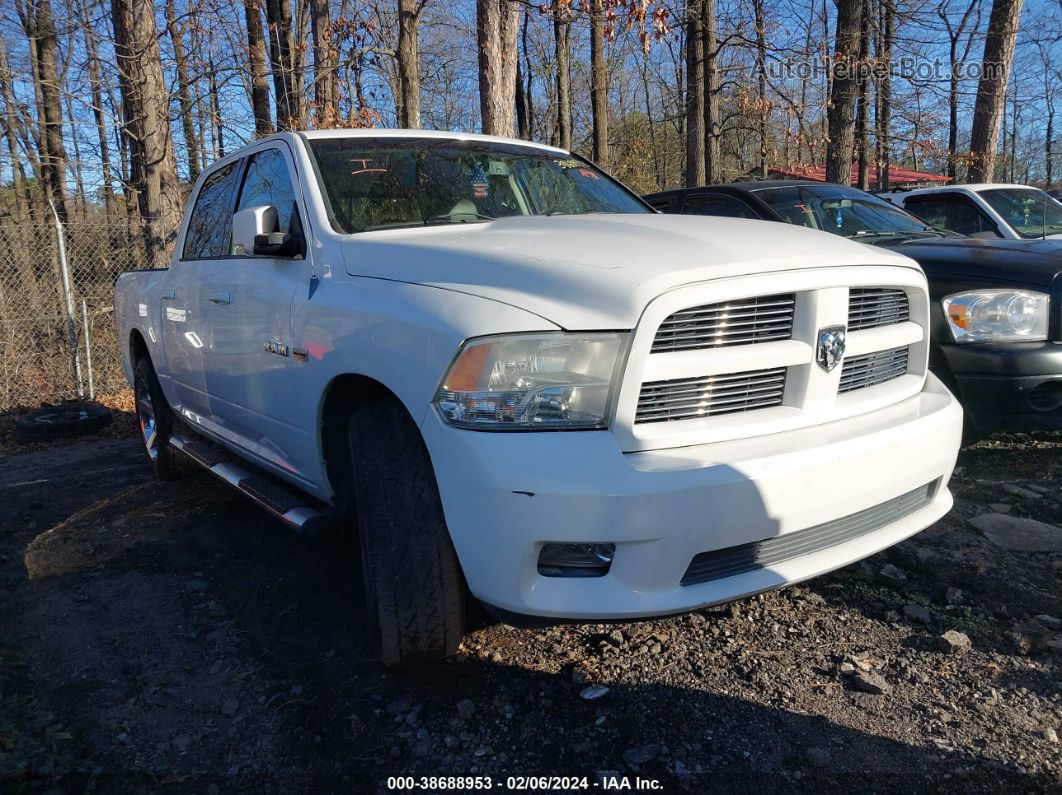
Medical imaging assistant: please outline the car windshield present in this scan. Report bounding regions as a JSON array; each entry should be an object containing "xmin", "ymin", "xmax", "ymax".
[
  {"xmin": 307, "ymin": 137, "xmax": 649, "ymax": 233},
  {"xmin": 751, "ymin": 184, "xmax": 943, "ymax": 239},
  {"xmin": 979, "ymin": 187, "xmax": 1062, "ymax": 238}
]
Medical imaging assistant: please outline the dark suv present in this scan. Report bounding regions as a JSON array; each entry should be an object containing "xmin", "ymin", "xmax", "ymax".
[{"xmin": 646, "ymin": 181, "xmax": 1062, "ymax": 435}]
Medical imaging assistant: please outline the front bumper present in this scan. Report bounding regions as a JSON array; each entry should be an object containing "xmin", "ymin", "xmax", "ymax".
[
  {"xmin": 935, "ymin": 341, "xmax": 1062, "ymax": 432},
  {"xmin": 422, "ymin": 374, "xmax": 962, "ymax": 620}
]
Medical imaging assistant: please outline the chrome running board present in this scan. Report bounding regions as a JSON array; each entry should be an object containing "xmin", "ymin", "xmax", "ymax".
[{"xmin": 170, "ymin": 434, "xmax": 327, "ymax": 535}]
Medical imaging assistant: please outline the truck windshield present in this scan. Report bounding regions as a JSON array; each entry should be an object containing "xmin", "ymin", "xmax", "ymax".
[
  {"xmin": 752, "ymin": 184, "xmax": 943, "ymax": 240},
  {"xmin": 307, "ymin": 137, "xmax": 650, "ymax": 233},
  {"xmin": 979, "ymin": 187, "xmax": 1062, "ymax": 238}
]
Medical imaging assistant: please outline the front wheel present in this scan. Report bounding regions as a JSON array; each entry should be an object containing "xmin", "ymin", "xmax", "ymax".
[
  {"xmin": 134, "ymin": 355, "xmax": 195, "ymax": 479},
  {"xmin": 348, "ymin": 398, "xmax": 465, "ymax": 666}
]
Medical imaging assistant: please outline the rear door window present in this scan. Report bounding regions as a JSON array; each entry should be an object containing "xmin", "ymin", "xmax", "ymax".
[
  {"xmin": 905, "ymin": 195, "xmax": 1000, "ymax": 238},
  {"xmin": 682, "ymin": 193, "xmax": 761, "ymax": 220},
  {"xmin": 182, "ymin": 162, "xmax": 240, "ymax": 259}
]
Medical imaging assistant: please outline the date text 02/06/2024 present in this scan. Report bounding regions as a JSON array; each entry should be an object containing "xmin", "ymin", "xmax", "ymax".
[{"xmin": 385, "ymin": 775, "xmax": 664, "ymax": 790}]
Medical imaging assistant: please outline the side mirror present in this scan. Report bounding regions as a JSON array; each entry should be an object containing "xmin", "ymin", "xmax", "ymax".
[
  {"xmin": 253, "ymin": 231, "xmax": 302, "ymax": 257},
  {"xmin": 232, "ymin": 205, "xmax": 278, "ymax": 255}
]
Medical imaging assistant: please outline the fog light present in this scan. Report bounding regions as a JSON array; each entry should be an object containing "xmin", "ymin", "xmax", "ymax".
[
  {"xmin": 1028, "ymin": 380, "xmax": 1062, "ymax": 412},
  {"xmin": 537, "ymin": 543, "xmax": 615, "ymax": 578}
]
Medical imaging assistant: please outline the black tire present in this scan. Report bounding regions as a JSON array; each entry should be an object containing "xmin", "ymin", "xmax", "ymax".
[
  {"xmin": 15, "ymin": 401, "xmax": 111, "ymax": 439},
  {"xmin": 133, "ymin": 355, "xmax": 196, "ymax": 479},
  {"xmin": 348, "ymin": 398, "xmax": 465, "ymax": 666}
]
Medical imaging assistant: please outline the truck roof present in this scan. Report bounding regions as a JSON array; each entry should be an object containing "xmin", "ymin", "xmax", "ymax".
[{"xmin": 237, "ymin": 128, "xmax": 570, "ymax": 158}]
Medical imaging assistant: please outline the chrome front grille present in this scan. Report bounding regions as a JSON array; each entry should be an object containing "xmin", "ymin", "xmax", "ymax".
[
  {"xmin": 848, "ymin": 287, "xmax": 909, "ymax": 330},
  {"xmin": 839, "ymin": 346, "xmax": 909, "ymax": 393},
  {"xmin": 636, "ymin": 367, "xmax": 786, "ymax": 423},
  {"xmin": 651, "ymin": 294, "xmax": 795, "ymax": 353}
]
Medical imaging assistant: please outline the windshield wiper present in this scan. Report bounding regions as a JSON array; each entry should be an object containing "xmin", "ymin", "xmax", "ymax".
[
  {"xmin": 423, "ymin": 212, "xmax": 495, "ymax": 226},
  {"xmin": 850, "ymin": 229, "xmax": 943, "ymax": 241}
]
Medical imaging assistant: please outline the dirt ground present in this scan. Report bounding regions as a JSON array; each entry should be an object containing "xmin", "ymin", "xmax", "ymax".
[{"xmin": 1, "ymin": 414, "xmax": 1060, "ymax": 793}]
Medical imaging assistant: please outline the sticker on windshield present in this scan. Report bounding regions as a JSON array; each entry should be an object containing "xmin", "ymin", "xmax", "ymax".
[{"xmin": 470, "ymin": 164, "xmax": 489, "ymax": 199}]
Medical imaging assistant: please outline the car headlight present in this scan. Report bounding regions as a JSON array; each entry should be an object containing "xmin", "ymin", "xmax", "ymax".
[
  {"xmin": 434, "ymin": 332, "xmax": 628, "ymax": 429},
  {"xmin": 941, "ymin": 290, "xmax": 1049, "ymax": 343}
]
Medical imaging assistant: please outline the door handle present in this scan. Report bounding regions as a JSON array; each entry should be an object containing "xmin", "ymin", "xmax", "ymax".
[
  {"xmin": 208, "ymin": 291, "xmax": 232, "ymax": 305},
  {"xmin": 161, "ymin": 289, "xmax": 176, "ymax": 300}
]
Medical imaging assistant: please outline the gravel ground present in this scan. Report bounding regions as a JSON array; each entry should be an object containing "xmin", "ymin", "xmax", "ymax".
[{"xmin": 1, "ymin": 423, "xmax": 1060, "ymax": 793}]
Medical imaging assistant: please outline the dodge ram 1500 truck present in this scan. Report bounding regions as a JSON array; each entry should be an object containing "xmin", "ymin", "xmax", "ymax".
[{"xmin": 114, "ymin": 129, "xmax": 963, "ymax": 665}]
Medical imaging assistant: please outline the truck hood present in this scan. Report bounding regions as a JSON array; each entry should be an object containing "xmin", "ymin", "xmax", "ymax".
[
  {"xmin": 341, "ymin": 214, "xmax": 918, "ymax": 328},
  {"xmin": 884, "ymin": 237, "xmax": 1062, "ymax": 289}
]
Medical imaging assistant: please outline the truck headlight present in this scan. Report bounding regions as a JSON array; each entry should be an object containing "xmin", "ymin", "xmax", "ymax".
[
  {"xmin": 941, "ymin": 290, "xmax": 1049, "ymax": 343},
  {"xmin": 434, "ymin": 332, "xmax": 628, "ymax": 429}
]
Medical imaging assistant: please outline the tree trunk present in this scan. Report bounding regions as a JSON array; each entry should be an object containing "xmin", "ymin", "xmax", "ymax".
[
  {"xmin": 310, "ymin": 0, "xmax": 339, "ymax": 125},
  {"xmin": 1046, "ymin": 107, "xmax": 1054, "ymax": 186},
  {"xmin": 589, "ymin": 0, "xmax": 609, "ymax": 167},
  {"xmin": 396, "ymin": 0, "xmax": 421, "ymax": 127},
  {"xmin": 875, "ymin": 0, "xmax": 893, "ymax": 190},
  {"xmin": 753, "ymin": 0, "xmax": 768, "ymax": 178},
  {"xmin": 855, "ymin": 0, "xmax": 870, "ymax": 190},
  {"xmin": 553, "ymin": 5, "xmax": 572, "ymax": 149},
  {"xmin": 111, "ymin": 0, "xmax": 184, "ymax": 263},
  {"xmin": 265, "ymin": 0, "xmax": 302, "ymax": 129},
  {"xmin": 244, "ymin": 0, "xmax": 273, "ymax": 135},
  {"xmin": 515, "ymin": 11, "xmax": 533, "ymax": 139},
  {"xmin": 78, "ymin": 5, "xmax": 116, "ymax": 217},
  {"xmin": 292, "ymin": 0, "xmax": 309, "ymax": 127},
  {"xmin": 825, "ymin": 0, "xmax": 863, "ymax": 186},
  {"xmin": 968, "ymin": 0, "xmax": 1024, "ymax": 182},
  {"xmin": 0, "ymin": 38, "xmax": 31, "ymax": 221},
  {"xmin": 476, "ymin": 0, "xmax": 521, "ymax": 136},
  {"xmin": 1008, "ymin": 74, "xmax": 1018, "ymax": 183},
  {"xmin": 165, "ymin": 0, "xmax": 200, "ymax": 182},
  {"xmin": 685, "ymin": 0, "xmax": 705, "ymax": 186},
  {"xmin": 25, "ymin": 0, "xmax": 68, "ymax": 221},
  {"xmin": 209, "ymin": 57, "xmax": 225, "ymax": 157},
  {"xmin": 701, "ymin": 0, "xmax": 720, "ymax": 182},
  {"xmin": 65, "ymin": 93, "xmax": 86, "ymax": 215}
]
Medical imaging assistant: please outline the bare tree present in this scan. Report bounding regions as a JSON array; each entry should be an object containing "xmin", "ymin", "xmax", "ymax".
[
  {"xmin": 22, "ymin": 0, "xmax": 68, "ymax": 220},
  {"xmin": 165, "ymin": 0, "xmax": 201, "ymax": 181},
  {"xmin": 702, "ymin": 0, "xmax": 721, "ymax": 182},
  {"xmin": 753, "ymin": 0, "xmax": 769, "ymax": 178},
  {"xmin": 589, "ymin": 0, "xmax": 609, "ymax": 167},
  {"xmin": 310, "ymin": 0, "xmax": 340, "ymax": 125},
  {"xmin": 476, "ymin": 0, "xmax": 521, "ymax": 136},
  {"xmin": 854, "ymin": 0, "xmax": 870, "ymax": 190},
  {"xmin": 396, "ymin": 0, "xmax": 423, "ymax": 127},
  {"xmin": 553, "ymin": 2, "xmax": 572, "ymax": 149},
  {"xmin": 111, "ymin": 0, "xmax": 184, "ymax": 260},
  {"xmin": 685, "ymin": 0, "xmax": 705, "ymax": 186},
  {"xmin": 874, "ymin": 0, "xmax": 894, "ymax": 190},
  {"xmin": 826, "ymin": 0, "xmax": 863, "ymax": 186},
  {"xmin": 968, "ymin": 0, "xmax": 1023, "ymax": 182},
  {"xmin": 938, "ymin": 0, "xmax": 982, "ymax": 179},
  {"xmin": 0, "ymin": 38, "xmax": 31, "ymax": 220},
  {"xmin": 265, "ymin": 0, "xmax": 304, "ymax": 129},
  {"xmin": 244, "ymin": 0, "xmax": 273, "ymax": 135}
]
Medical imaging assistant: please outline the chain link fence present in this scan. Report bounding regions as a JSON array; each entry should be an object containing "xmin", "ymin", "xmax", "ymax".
[{"xmin": 0, "ymin": 218, "xmax": 165, "ymax": 411}]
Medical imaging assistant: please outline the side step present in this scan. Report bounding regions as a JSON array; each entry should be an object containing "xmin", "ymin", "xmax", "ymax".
[{"xmin": 170, "ymin": 434, "xmax": 328, "ymax": 535}]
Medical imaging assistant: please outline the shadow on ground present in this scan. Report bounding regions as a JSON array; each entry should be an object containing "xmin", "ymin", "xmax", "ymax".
[{"xmin": 1, "ymin": 437, "xmax": 1059, "ymax": 792}]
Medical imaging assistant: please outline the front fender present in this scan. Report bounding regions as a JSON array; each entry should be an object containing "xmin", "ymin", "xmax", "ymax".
[{"xmin": 290, "ymin": 277, "xmax": 559, "ymax": 491}]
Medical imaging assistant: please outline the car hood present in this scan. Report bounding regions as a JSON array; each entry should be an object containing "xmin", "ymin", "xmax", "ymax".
[
  {"xmin": 341, "ymin": 214, "xmax": 917, "ymax": 328},
  {"xmin": 883, "ymin": 237, "xmax": 1062, "ymax": 288}
]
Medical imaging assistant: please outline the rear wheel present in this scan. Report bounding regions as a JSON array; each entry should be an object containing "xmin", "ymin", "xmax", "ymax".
[
  {"xmin": 134, "ymin": 355, "xmax": 195, "ymax": 479},
  {"xmin": 348, "ymin": 398, "xmax": 465, "ymax": 666}
]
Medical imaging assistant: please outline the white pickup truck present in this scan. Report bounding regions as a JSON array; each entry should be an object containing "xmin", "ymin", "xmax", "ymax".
[{"xmin": 115, "ymin": 129, "xmax": 963, "ymax": 665}]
